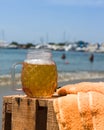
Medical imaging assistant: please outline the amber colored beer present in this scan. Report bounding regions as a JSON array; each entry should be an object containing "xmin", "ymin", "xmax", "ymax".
[{"xmin": 21, "ymin": 61, "xmax": 57, "ymax": 97}]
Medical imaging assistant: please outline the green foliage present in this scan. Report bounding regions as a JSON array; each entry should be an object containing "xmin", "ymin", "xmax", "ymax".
[
  {"xmin": 25, "ymin": 43, "xmax": 34, "ymax": 48},
  {"xmin": 10, "ymin": 41, "xmax": 19, "ymax": 45}
]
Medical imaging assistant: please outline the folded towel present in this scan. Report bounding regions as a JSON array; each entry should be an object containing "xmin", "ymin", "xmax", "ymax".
[
  {"xmin": 53, "ymin": 82, "xmax": 104, "ymax": 130},
  {"xmin": 57, "ymin": 82, "xmax": 104, "ymax": 96}
]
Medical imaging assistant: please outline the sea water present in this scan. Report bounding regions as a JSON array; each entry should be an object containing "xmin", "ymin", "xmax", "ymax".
[{"xmin": 0, "ymin": 48, "xmax": 104, "ymax": 75}]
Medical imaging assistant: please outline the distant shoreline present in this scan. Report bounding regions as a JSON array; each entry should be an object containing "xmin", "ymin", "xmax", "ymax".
[
  {"xmin": 1, "ymin": 42, "xmax": 104, "ymax": 53},
  {"xmin": 0, "ymin": 71, "xmax": 104, "ymax": 86}
]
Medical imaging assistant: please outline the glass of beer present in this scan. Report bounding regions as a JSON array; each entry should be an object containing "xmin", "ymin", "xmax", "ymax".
[{"xmin": 11, "ymin": 49, "xmax": 58, "ymax": 98}]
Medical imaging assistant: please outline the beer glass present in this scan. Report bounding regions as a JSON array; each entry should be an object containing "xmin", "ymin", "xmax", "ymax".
[{"xmin": 11, "ymin": 49, "xmax": 58, "ymax": 98}]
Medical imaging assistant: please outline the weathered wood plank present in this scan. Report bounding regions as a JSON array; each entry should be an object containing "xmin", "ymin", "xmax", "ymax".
[{"xmin": 2, "ymin": 95, "xmax": 59, "ymax": 130}]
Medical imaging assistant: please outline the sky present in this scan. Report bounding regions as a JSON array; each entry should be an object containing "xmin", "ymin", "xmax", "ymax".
[{"xmin": 0, "ymin": 0, "xmax": 104, "ymax": 44}]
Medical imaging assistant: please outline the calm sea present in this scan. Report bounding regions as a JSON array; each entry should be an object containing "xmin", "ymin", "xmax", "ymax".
[
  {"xmin": 0, "ymin": 48, "xmax": 104, "ymax": 75},
  {"xmin": 0, "ymin": 48, "xmax": 104, "ymax": 129}
]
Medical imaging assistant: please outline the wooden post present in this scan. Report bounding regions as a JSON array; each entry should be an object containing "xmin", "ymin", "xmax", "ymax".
[{"xmin": 2, "ymin": 95, "xmax": 59, "ymax": 130}]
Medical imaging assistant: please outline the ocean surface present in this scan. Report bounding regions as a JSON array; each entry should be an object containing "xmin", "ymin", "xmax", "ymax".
[
  {"xmin": 0, "ymin": 48, "xmax": 104, "ymax": 129},
  {"xmin": 0, "ymin": 48, "xmax": 104, "ymax": 75}
]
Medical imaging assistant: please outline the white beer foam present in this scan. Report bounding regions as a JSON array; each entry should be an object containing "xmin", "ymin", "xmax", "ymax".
[{"xmin": 24, "ymin": 59, "xmax": 54, "ymax": 65}]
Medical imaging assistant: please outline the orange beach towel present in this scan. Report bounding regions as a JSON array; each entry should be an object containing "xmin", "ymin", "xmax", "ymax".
[{"xmin": 53, "ymin": 82, "xmax": 104, "ymax": 130}]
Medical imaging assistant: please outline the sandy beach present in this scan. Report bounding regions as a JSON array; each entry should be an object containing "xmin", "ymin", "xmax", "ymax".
[
  {"xmin": 0, "ymin": 71, "xmax": 104, "ymax": 87},
  {"xmin": 58, "ymin": 71, "xmax": 104, "ymax": 87}
]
